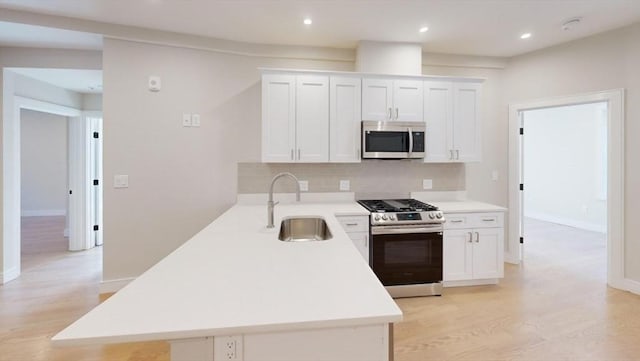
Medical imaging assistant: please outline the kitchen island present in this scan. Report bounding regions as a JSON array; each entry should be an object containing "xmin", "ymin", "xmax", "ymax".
[{"xmin": 52, "ymin": 203, "xmax": 402, "ymax": 361}]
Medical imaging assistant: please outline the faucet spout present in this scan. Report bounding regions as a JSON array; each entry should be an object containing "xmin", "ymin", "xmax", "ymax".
[{"xmin": 267, "ymin": 172, "xmax": 301, "ymax": 228}]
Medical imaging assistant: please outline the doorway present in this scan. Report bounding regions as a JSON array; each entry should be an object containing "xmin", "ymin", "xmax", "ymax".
[{"xmin": 507, "ymin": 89, "xmax": 626, "ymax": 290}]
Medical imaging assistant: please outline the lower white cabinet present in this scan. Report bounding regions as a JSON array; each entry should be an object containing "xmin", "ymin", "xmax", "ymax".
[
  {"xmin": 336, "ymin": 215, "xmax": 369, "ymax": 263},
  {"xmin": 443, "ymin": 212, "xmax": 504, "ymax": 286}
]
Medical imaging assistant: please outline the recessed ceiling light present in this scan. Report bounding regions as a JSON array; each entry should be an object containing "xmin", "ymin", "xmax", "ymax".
[
  {"xmin": 419, "ymin": 26, "xmax": 429, "ymax": 33},
  {"xmin": 303, "ymin": 18, "xmax": 312, "ymax": 25},
  {"xmin": 520, "ymin": 33, "xmax": 532, "ymax": 39}
]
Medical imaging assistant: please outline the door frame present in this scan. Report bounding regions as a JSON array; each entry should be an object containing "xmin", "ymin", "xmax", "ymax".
[
  {"xmin": 507, "ymin": 89, "xmax": 625, "ymax": 290},
  {"xmin": 2, "ymin": 95, "xmax": 81, "ymax": 283}
]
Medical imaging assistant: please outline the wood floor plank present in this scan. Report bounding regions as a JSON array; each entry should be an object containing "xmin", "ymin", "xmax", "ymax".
[{"xmin": 1, "ymin": 216, "xmax": 639, "ymax": 360}]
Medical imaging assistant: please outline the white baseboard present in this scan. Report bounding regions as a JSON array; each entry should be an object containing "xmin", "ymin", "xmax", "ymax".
[
  {"xmin": 525, "ymin": 211, "xmax": 606, "ymax": 233},
  {"xmin": 99, "ymin": 277, "xmax": 135, "ymax": 294},
  {"xmin": 21, "ymin": 209, "xmax": 66, "ymax": 217},
  {"xmin": 1, "ymin": 267, "xmax": 20, "ymax": 284},
  {"xmin": 624, "ymin": 278, "xmax": 640, "ymax": 295}
]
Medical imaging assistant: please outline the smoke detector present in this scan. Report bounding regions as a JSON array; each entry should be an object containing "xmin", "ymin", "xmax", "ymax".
[{"xmin": 562, "ymin": 17, "xmax": 582, "ymax": 31}]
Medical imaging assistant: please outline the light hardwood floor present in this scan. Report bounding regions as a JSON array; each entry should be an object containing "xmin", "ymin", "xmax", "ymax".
[{"xmin": 2, "ymin": 217, "xmax": 639, "ymax": 360}]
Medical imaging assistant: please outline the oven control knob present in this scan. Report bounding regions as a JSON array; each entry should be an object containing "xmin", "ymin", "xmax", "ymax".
[
  {"xmin": 429, "ymin": 213, "xmax": 435, "ymax": 219},
  {"xmin": 436, "ymin": 212, "xmax": 443, "ymax": 219},
  {"xmin": 389, "ymin": 214, "xmax": 396, "ymax": 220},
  {"xmin": 382, "ymin": 215, "xmax": 388, "ymax": 220},
  {"xmin": 374, "ymin": 215, "xmax": 381, "ymax": 221}
]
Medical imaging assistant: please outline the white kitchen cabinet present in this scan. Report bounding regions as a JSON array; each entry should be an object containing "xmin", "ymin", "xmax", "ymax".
[
  {"xmin": 362, "ymin": 78, "xmax": 423, "ymax": 122},
  {"xmin": 330, "ymin": 76, "xmax": 362, "ymax": 162},
  {"xmin": 443, "ymin": 212, "xmax": 504, "ymax": 286},
  {"xmin": 337, "ymin": 215, "xmax": 370, "ymax": 263},
  {"xmin": 423, "ymin": 81, "xmax": 482, "ymax": 162},
  {"xmin": 262, "ymin": 73, "xmax": 329, "ymax": 163}
]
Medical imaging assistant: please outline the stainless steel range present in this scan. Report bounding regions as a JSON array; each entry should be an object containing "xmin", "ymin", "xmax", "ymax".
[{"xmin": 358, "ymin": 199, "xmax": 445, "ymax": 298}]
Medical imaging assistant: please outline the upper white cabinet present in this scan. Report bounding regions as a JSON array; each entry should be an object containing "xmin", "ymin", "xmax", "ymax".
[
  {"xmin": 362, "ymin": 78, "xmax": 423, "ymax": 122},
  {"xmin": 424, "ymin": 81, "xmax": 482, "ymax": 162},
  {"xmin": 262, "ymin": 73, "xmax": 329, "ymax": 163},
  {"xmin": 330, "ymin": 76, "xmax": 362, "ymax": 163}
]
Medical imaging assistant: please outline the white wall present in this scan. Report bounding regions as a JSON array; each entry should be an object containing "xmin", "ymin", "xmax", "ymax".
[
  {"xmin": 20, "ymin": 109, "xmax": 68, "ymax": 216},
  {"xmin": 505, "ymin": 23, "xmax": 640, "ymax": 281},
  {"xmin": 523, "ymin": 103, "xmax": 607, "ymax": 232}
]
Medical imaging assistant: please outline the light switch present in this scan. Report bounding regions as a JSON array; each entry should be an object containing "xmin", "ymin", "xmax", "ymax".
[
  {"xmin": 492, "ymin": 170, "xmax": 499, "ymax": 181},
  {"xmin": 191, "ymin": 113, "xmax": 201, "ymax": 127},
  {"xmin": 148, "ymin": 76, "xmax": 161, "ymax": 92},
  {"xmin": 339, "ymin": 180, "xmax": 350, "ymax": 191},
  {"xmin": 182, "ymin": 113, "xmax": 192, "ymax": 127},
  {"xmin": 422, "ymin": 179, "xmax": 433, "ymax": 190},
  {"xmin": 114, "ymin": 175, "xmax": 129, "ymax": 188},
  {"xmin": 298, "ymin": 180, "xmax": 309, "ymax": 192}
]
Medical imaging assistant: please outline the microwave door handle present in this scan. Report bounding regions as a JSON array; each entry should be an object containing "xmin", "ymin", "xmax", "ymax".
[{"xmin": 408, "ymin": 127, "xmax": 413, "ymax": 157}]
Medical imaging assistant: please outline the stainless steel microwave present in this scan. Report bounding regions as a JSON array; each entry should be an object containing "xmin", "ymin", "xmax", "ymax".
[{"xmin": 362, "ymin": 121, "xmax": 425, "ymax": 159}]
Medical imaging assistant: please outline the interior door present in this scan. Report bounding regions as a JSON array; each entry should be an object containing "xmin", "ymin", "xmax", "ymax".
[{"xmin": 88, "ymin": 115, "xmax": 103, "ymax": 246}]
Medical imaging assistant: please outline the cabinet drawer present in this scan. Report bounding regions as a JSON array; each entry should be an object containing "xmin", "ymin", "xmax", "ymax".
[
  {"xmin": 336, "ymin": 216, "xmax": 369, "ymax": 233},
  {"xmin": 444, "ymin": 212, "xmax": 504, "ymax": 229}
]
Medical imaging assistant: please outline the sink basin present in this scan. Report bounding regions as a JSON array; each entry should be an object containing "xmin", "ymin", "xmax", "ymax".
[{"xmin": 278, "ymin": 216, "xmax": 333, "ymax": 242}]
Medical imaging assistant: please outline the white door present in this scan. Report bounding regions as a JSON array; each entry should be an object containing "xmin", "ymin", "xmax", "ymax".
[
  {"xmin": 472, "ymin": 228, "xmax": 503, "ymax": 279},
  {"xmin": 262, "ymin": 74, "xmax": 296, "ymax": 162},
  {"xmin": 443, "ymin": 230, "xmax": 473, "ymax": 281},
  {"xmin": 329, "ymin": 76, "xmax": 361, "ymax": 162},
  {"xmin": 362, "ymin": 78, "xmax": 393, "ymax": 121},
  {"xmin": 68, "ymin": 116, "xmax": 91, "ymax": 251},
  {"xmin": 452, "ymin": 82, "xmax": 482, "ymax": 162},
  {"xmin": 393, "ymin": 79, "xmax": 423, "ymax": 121},
  {"xmin": 296, "ymin": 75, "xmax": 329, "ymax": 162},
  {"xmin": 424, "ymin": 81, "xmax": 452, "ymax": 162},
  {"xmin": 88, "ymin": 115, "xmax": 103, "ymax": 246}
]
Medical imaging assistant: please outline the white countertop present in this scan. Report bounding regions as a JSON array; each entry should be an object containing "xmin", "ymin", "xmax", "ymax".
[
  {"xmin": 53, "ymin": 202, "xmax": 401, "ymax": 346},
  {"xmin": 431, "ymin": 201, "xmax": 507, "ymax": 213}
]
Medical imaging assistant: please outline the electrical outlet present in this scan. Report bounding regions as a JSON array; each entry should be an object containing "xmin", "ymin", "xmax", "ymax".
[
  {"xmin": 214, "ymin": 335, "xmax": 243, "ymax": 360},
  {"xmin": 299, "ymin": 180, "xmax": 309, "ymax": 192},
  {"xmin": 191, "ymin": 113, "xmax": 201, "ymax": 127},
  {"xmin": 114, "ymin": 175, "xmax": 129, "ymax": 188},
  {"xmin": 422, "ymin": 179, "xmax": 433, "ymax": 190},
  {"xmin": 339, "ymin": 180, "xmax": 350, "ymax": 191}
]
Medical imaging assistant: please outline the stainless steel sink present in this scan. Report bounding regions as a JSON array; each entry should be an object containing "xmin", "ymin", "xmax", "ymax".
[{"xmin": 278, "ymin": 216, "xmax": 333, "ymax": 242}]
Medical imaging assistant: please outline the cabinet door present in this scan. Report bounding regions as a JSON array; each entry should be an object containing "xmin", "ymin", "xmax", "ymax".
[
  {"xmin": 393, "ymin": 79, "xmax": 423, "ymax": 122},
  {"xmin": 296, "ymin": 75, "xmax": 329, "ymax": 162},
  {"xmin": 472, "ymin": 228, "xmax": 503, "ymax": 279},
  {"xmin": 452, "ymin": 82, "xmax": 481, "ymax": 162},
  {"xmin": 443, "ymin": 229, "xmax": 473, "ymax": 281},
  {"xmin": 362, "ymin": 78, "xmax": 393, "ymax": 121},
  {"xmin": 347, "ymin": 231, "xmax": 369, "ymax": 263},
  {"xmin": 423, "ymin": 81, "xmax": 452, "ymax": 162},
  {"xmin": 262, "ymin": 74, "xmax": 296, "ymax": 162},
  {"xmin": 330, "ymin": 76, "xmax": 362, "ymax": 162}
]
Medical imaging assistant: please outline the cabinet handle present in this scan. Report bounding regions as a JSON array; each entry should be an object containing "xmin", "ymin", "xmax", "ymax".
[
  {"xmin": 395, "ymin": 108, "xmax": 399, "ymax": 120},
  {"xmin": 475, "ymin": 232, "xmax": 480, "ymax": 243},
  {"xmin": 388, "ymin": 108, "xmax": 393, "ymax": 120},
  {"xmin": 298, "ymin": 148, "xmax": 301, "ymax": 160},
  {"xmin": 456, "ymin": 149, "xmax": 460, "ymax": 160},
  {"xmin": 450, "ymin": 220, "xmax": 463, "ymax": 223},
  {"xmin": 482, "ymin": 218, "xmax": 495, "ymax": 222},
  {"xmin": 450, "ymin": 150, "xmax": 454, "ymax": 160},
  {"xmin": 364, "ymin": 235, "xmax": 368, "ymax": 248},
  {"xmin": 291, "ymin": 149, "xmax": 294, "ymax": 160},
  {"xmin": 357, "ymin": 148, "xmax": 360, "ymax": 159},
  {"xmin": 345, "ymin": 223, "xmax": 358, "ymax": 226},
  {"xmin": 467, "ymin": 232, "xmax": 473, "ymax": 243}
]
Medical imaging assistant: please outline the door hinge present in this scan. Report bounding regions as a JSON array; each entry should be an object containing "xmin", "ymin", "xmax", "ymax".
[
  {"xmin": 519, "ymin": 127, "xmax": 524, "ymax": 135},
  {"xmin": 69, "ymin": 190, "xmax": 73, "ymax": 195},
  {"xmin": 520, "ymin": 237, "xmax": 524, "ymax": 244},
  {"xmin": 93, "ymin": 132, "xmax": 99, "ymax": 139},
  {"xmin": 93, "ymin": 179, "xmax": 99, "ymax": 186},
  {"xmin": 93, "ymin": 225, "xmax": 99, "ymax": 231},
  {"xmin": 519, "ymin": 183, "xmax": 524, "ymax": 191}
]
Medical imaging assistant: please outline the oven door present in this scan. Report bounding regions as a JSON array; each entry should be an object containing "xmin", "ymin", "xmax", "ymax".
[
  {"xmin": 370, "ymin": 225, "xmax": 443, "ymax": 286},
  {"xmin": 362, "ymin": 121, "xmax": 425, "ymax": 159}
]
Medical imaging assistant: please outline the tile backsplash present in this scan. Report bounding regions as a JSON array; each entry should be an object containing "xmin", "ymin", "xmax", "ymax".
[{"xmin": 238, "ymin": 161, "xmax": 465, "ymax": 198}]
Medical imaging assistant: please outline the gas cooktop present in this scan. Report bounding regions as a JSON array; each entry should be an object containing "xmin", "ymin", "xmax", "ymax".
[{"xmin": 357, "ymin": 199, "xmax": 444, "ymax": 226}]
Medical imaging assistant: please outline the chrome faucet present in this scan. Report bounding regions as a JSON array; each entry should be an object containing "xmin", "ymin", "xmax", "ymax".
[{"xmin": 267, "ymin": 172, "xmax": 301, "ymax": 228}]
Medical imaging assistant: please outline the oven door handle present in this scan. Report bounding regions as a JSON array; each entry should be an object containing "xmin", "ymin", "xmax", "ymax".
[
  {"xmin": 408, "ymin": 127, "xmax": 413, "ymax": 158},
  {"xmin": 371, "ymin": 225, "xmax": 443, "ymax": 235}
]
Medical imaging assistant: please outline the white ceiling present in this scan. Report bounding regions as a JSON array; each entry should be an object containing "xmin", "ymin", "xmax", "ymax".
[
  {"xmin": 0, "ymin": 0, "xmax": 639, "ymax": 57},
  {"xmin": 9, "ymin": 68, "xmax": 103, "ymax": 94},
  {"xmin": 0, "ymin": 21, "xmax": 102, "ymax": 50}
]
